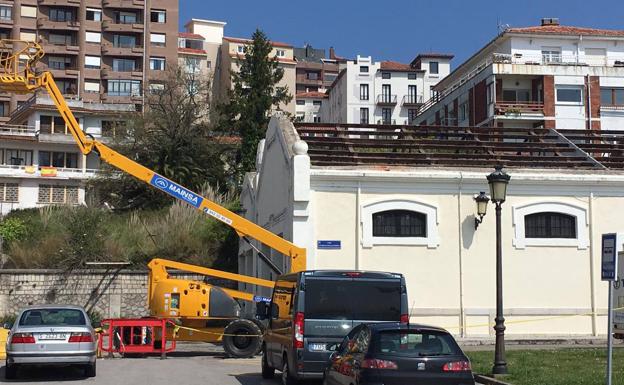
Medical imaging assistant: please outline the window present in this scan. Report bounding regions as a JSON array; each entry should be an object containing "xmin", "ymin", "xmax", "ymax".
[
  {"xmin": 148, "ymin": 82, "xmax": 164, "ymax": 94},
  {"xmin": 184, "ymin": 57, "xmax": 200, "ymax": 73},
  {"xmin": 85, "ymin": 31, "xmax": 101, "ymax": 43},
  {"xmin": 313, "ymin": 116, "xmax": 321, "ymax": 123},
  {"xmin": 107, "ymin": 80, "xmax": 141, "ymax": 96},
  {"xmin": 38, "ymin": 184, "xmax": 79, "ymax": 204},
  {"xmin": 115, "ymin": 11, "xmax": 137, "ymax": 24},
  {"xmin": 408, "ymin": 109, "xmax": 418, "ymax": 124},
  {"xmin": 20, "ymin": 30, "xmax": 37, "ymax": 42},
  {"xmin": 381, "ymin": 108, "xmax": 392, "ymax": 124},
  {"xmin": 542, "ymin": 47, "xmax": 562, "ymax": 63},
  {"xmin": 556, "ymin": 86, "xmax": 582, "ymax": 104},
  {"xmin": 502, "ymin": 89, "xmax": 530, "ymax": 102},
  {"xmin": 150, "ymin": 10, "xmax": 166, "ymax": 23},
  {"xmin": 373, "ymin": 210, "xmax": 426, "ymax": 237},
  {"xmin": 50, "ymin": 8, "xmax": 74, "ymax": 22},
  {"xmin": 86, "ymin": 8, "xmax": 101, "ymax": 21},
  {"xmin": 237, "ymin": 45, "xmax": 245, "ymax": 54},
  {"xmin": 0, "ymin": 102, "xmax": 7, "ymax": 117},
  {"xmin": 40, "ymin": 116, "xmax": 69, "ymax": 133},
  {"xmin": 84, "ymin": 55, "xmax": 101, "ymax": 69},
  {"xmin": 114, "ymin": 34, "xmax": 136, "ymax": 48},
  {"xmin": 360, "ymin": 108, "xmax": 369, "ymax": 124},
  {"xmin": 84, "ymin": 80, "xmax": 100, "ymax": 93},
  {"xmin": 601, "ymin": 88, "xmax": 624, "ymax": 106},
  {"xmin": 0, "ymin": 5, "xmax": 12, "ymax": 20},
  {"xmin": 312, "ymin": 100, "xmax": 322, "ymax": 106},
  {"xmin": 20, "ymin": 5, "xmax": 37, "ymax": 18},
  {"xmin": 407, "ymin": 85, "xmax": 418, "ymax": 104},
  {"xmin": 113, "ymin": 58, "xmax": 136, "ymax": 72},
  {"xmin": 149, "ymin": 57, "xmax": 165, "ymax": 71},
  {"xmin": 429, "ymin": 61, "xmax": 439, "ymax": 74},
  {"xmin": 48, "ymin": 56, "xmax": 72, "ymax": 70},
  {"xmin": 374, "ymin": 330, "xmax": 462, "ymax": 356},
  {"xmin": 525, "ymin": 212, "xmax": 576, "ymax": 239},
  {"xmin": 382, "ymin": 72, "xmax": 391, "ymax": 79},
  {"xmin": 0, "ymin": 183, "xmax": 18, "ymax": 203},
  {"xmin": 150, "ymin": 33, "xmax": 166, "ymax": 47},
  {"xmin": 296, "ymin": 100, "xmax": 305, "ymax": 106},
  {"xmin": 306, "ymin": 72, "xmax": 319, "ymax": 80},
  {"xmin": 49, "ymin": 33, "xmax": 73, "ymax": 45},
  {"xmin": 360, "ymin": 65, "xmax": 369, "ymax": 73},
  {"xmin": 408, "ymin": 72, "xmax": 417, "ymax": 80},
  {"xmin": 359, "ymin": 84, "xmax": 369, "ymax": 100},
  {"xmin": 19, "ymin": 309, "xmax": 86, "ymax": 326},
  {"xmin": 512, "ymin": 202, "xmax": 588, "ymax": 249},
  {"xmin": 56, "ymin": 80, "xmax": 76, "ymax": 94},
  {"xmin": 276, "ymin": 49, "xmax": 285, "ymax": 57},
  {"xmin": 362, "ymin": 199, "xmax": 439, "ymax": 247},
  {"xmin": 39, "ymin": 151, "xmax": 78, "ymax": 168},
  {"xmin": 325, "ymin": 73, "xmax": 337, "ymax": 82},
  {"xmin": 459, "ymin": 101, "xmax": 468, "ymax": 121},
  {"xmin": 4, "ymin": 149, "xmax": 33, "ymax": 166}
]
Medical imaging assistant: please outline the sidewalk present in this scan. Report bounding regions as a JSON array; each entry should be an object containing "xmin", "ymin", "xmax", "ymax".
[{"xmin": 458, "ymin": 336, "xmax": 623, "ymax": 351}]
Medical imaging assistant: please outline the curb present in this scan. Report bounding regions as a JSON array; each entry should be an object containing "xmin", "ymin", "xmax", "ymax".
[{"xmin": 475, "ymin": 374, "xmax": 514, "ymax": 385}]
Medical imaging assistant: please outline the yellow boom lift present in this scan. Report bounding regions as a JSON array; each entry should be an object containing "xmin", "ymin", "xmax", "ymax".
[{"xmin": 0, "ymin": 40, "xmax": 306, "ymax": 356}]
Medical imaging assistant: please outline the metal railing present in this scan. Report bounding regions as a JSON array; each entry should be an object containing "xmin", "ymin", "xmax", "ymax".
[
  {"xmin": 402, "ymin": 95, "xmax": 423, "ymax": 105},
  {"xmin": 494, "ymin": 101, "xmax": 544, "ymax": 114},
  {"xmin": 0, "ymin": 164, "xmax": 99, "ymax": 174},
  {"xmin": 0, "ymin": 124, "xmax": 36, "ymax": 135},
  {"xmin": 376, "ymin": 94, "xmax": 397, "ymax": 104}
]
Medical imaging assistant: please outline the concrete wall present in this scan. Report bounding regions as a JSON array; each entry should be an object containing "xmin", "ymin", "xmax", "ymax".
[{"xmin": 0, "ymin": 270, "xmax": 208, "ymax": 319}]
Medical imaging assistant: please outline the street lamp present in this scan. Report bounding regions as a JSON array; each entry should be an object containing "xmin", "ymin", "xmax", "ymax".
[
  {"xmin": 474, "ymin": 191, "xmax": 489, "ymax": 229},
  {"xmin": 487, "ymin": 165, "xmax": 510, "ymax": 376}
]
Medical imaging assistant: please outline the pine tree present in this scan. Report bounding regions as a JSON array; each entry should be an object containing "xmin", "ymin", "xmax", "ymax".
[{"xmin": 219, "ymin": 29, "xmax": 292, "ymax": 177}]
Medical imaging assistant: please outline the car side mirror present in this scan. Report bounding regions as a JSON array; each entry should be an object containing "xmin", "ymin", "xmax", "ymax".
[
  {"xmin": 255, "ymin": 302, "xmax": 270, "ymax": 320},
  {"xmin": 270, "ymin": 303, "xmax": 279, "ymax": 319},
  {"xmin": 327, "ymin": 343, "xmax": 340, "ymax": 352},
  {"xmin": 3, "ymin": 322, "xmax": 12, "ymax": 330}
]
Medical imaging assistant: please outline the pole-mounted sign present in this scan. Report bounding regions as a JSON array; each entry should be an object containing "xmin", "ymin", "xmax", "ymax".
[{"xmin": 601, "ymin": 233, "xmax": 620, "ymax": 281}]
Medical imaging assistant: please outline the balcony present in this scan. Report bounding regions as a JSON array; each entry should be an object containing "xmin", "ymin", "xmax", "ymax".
[
  {"xmin": 102, "ymin": 20, "xmax": 143, "ymax": 32},
  {"xmin": 402, "ymin": 95, "xmax": 423, "ymax": 106},
  {"xmin": 101, "ymin": 43, "xmax": 144, "ymax": 57},
  {"xmin": 48, "ymin": 67, "xmax": 80, "ymax": 79},
  {"xmin": 101, "ymin": 93, "xmax": 142, "ymax": 104},
  {"xmin": 0, "ymin": 164, "xmax": 98, "ymax": 179},
  {"xmin": 376, "ymin": 119, "xmax": 397, "ymax": 125},
  {"xmin": 102, "ymin": 0, "xmax": 145, "ymax": 9},
  {"xmin": 494, "ymin": 101, "xmax": 544, "ymax": 115},
  {"xmin": 38, "ymin": 0, "xmax": 80, "ymax": 6},
  {"xmin": 376, "ymin": 94, "xmax": 397, "ymax": 106},
  {"xmin": 0, "ymin": 125, "xmax": 37, "ymax": 139},
  {"xmin": 37, "ymin": 17, "xmax": 80, "ymax": 31},
  {"xmin": 42, "ymin": 43, "xmax": 80, "ymax": 55},
  {"xmin": 101, "ymin": 67, "xmax": 142, "ymax": 79}
]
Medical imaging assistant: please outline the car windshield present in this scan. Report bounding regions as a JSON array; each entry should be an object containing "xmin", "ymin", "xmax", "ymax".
[
  {"xmin": 373, "ymin": 330, "xmax": 462, "ymax": 356},
  {"xmin": 19, "ymin": 309, "xmax": 86, "ymax": 326},
  {"xmin": 304, "ymin": 278, "xmax": 401, "ymax": 321}
]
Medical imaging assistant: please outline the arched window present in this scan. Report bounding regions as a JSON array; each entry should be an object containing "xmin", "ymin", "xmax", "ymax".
[
  {"xmin": 524, "ymin": 212, "xmax": 576, "ymax": 239},
  {"xmin": 373, "ymin": 210, "xmax": 427, "ymax": 237}
]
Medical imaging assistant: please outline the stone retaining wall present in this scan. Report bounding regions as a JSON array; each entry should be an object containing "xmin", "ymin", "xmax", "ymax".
[{"xmin": 0, "ymin": 269, "xmax": 227, "ymax": 319}]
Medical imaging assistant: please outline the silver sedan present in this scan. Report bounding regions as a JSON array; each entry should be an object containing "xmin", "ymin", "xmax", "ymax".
[{"xmin": 5, "ymin": 304, "xmax": 97, "ymax": 379}]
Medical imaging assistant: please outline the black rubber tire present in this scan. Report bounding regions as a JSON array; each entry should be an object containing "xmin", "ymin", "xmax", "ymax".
[
  {"xmin": 84, "ymin": 361, "xmax": 96, "ymax": 378},
  {"xmin": 261, "ymin": 346, "xmax": 275, "ymax": 379},
  {"xmin": 281, "ymin": 358, "xmax": 297, "ymax": 385},
  {"xmin": 222, "ymin": 318, "xmax": 262, "ymax": 358},
  {"xmin": 4, "ymin": 363, "xmax": 17, "ymax": 380}
]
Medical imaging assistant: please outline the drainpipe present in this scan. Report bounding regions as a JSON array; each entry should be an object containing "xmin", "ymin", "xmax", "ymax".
[
  {"xmin": 355, "ymin": 181, "xmax": 361, "ymax": 270},
  {"xmin": 586, "ymin": 74, "xmax": 592, "ymax": 130},
  {"xmin": 457, "ymin": 172, "xmax": 465, "ymax": 337},
  {"xmin": 589, "ymin": 191, "xmax": 597, "ymax": 336}
]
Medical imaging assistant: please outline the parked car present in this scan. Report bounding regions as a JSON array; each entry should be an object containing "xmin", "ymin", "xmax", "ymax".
[
  {"xmin": 5, "ymin": 305, "xmax": 97, "ymax": 379},
  {"xmin": 323, "ymin": 322, "xmax": 475, "ymax": 385},
  {"xmin": 257, "ymin": 270, "xmax": 408, "ymax": 385}
]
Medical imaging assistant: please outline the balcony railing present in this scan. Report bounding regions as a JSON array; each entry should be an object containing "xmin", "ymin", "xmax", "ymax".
[
  {"xmin": 402, "ymin": 95, "xmax": 423, "ymax": 106},
  {"xmin": 0, "ymin": 125, "xmax": 36, "ymax": 136},
  {"xmin": 377, "ymin": 119, "xmax": 396, "ymax": 125},
  {"xmin": 494, "ymin": 101, "xmax": 544, "ymax": 115},
  {"xmin": 376, "ymin": 94, "xmax": 397, "ymax": 105},
  {"xmin": 0, "ymin": 164, "xmax": 99, "ymax": 176}
]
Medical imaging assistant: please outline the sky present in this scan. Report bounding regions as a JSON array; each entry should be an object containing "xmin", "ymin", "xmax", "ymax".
[{"xmin": 179, "ymin": 0, "xmax": 624, "ymax": 68}]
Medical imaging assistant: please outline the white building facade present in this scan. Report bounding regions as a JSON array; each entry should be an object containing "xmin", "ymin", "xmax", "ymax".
[
  {"xmin": 239, "ymin": 116, "xmax": 624, "ymax": 338},
  {"xmin": 417, "ymin": 19, "xmax": 624, "ymax": 130},
  {"xmin": 321, "ymin": 54, "xmax": 452, "ymax": 125},
  {"xmin": 295, "ymin": 92, "xmax": 326, "ymax": 123}
]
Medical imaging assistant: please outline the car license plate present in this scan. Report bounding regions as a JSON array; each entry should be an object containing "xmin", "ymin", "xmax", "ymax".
[
  {"xmin": 39, "ymin": 333, "xmax": 66, "ymax": 340},
  {"xmin": 309, "ymin": 343, "xmax": 326, "ymax": 351}
]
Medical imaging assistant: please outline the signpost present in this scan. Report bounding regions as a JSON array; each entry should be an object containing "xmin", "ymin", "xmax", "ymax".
[{"xmin": 601, "ymin": 233, "xmax": 622, "ymax": 385}]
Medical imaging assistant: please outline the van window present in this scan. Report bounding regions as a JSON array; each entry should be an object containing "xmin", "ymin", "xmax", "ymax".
[
  {"xmin": 305, "ymin": 279, "xmax": 401, "ymax": 321},
  {"xmin": 272, "ymin": 280, "xmax": 296, "ymax": 318}
]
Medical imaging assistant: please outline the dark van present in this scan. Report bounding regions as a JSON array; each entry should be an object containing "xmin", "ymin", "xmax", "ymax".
[{"xmin": 258, "ymin": 270, "xmax": 408, "ymax": 385}]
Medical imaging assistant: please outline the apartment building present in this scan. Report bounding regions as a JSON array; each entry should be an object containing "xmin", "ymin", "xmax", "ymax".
[
  {"xmin": 0, "ymin": 0, "xmax": 179, "ymax": 214},
  {"xmin": 321, "ymin": 54, "xmax": 452, "ymax": 124},
  {"xmin": 417, "ymin": 18, "xmax": 624, "ymax": 129}
]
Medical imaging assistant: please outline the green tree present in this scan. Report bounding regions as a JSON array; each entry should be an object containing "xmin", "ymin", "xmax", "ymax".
[
  {"xmin": 219, "ymin": 29, "xmax": 292, "ymax": 176},
  {"xmin": 91, "ymin": 65, "xmax": 234, "ymax": 210}
]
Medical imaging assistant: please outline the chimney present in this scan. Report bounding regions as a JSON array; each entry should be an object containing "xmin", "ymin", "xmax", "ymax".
[
  {"xmin": 329, "ymin": 46, "xmax": 336, "ymax": 60},
  {"xmin": 541, "ymin": 17, "xmax": 560, "ymax": 26}
]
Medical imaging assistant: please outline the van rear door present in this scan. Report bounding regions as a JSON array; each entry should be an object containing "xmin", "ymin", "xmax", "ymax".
[{"xmin": 301, "ymin": 275, "xmax": 403, "ymax": 373}]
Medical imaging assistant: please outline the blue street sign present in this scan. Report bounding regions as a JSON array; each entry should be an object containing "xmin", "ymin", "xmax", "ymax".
[
  {"xmin": 602, "ymin": 233, "xmax": 619, "ymax": 281},
  {"xmin": 318, "ymin": 240, "xmax": 341, "ymax": 250}
]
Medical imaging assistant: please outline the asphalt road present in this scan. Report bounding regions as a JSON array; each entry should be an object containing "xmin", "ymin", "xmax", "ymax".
[{"xmin": 0, "ymin": 344, "xmax": 484, "ymax": 385}]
